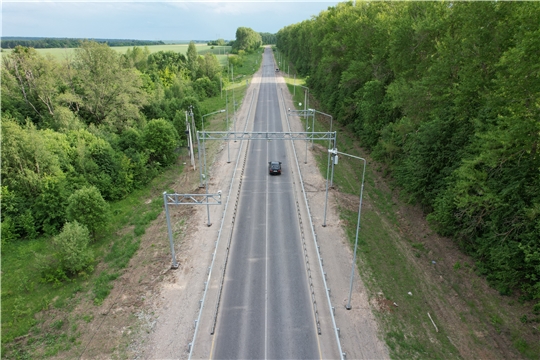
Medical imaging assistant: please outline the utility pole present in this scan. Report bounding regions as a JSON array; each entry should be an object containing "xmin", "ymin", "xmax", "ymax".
[
  {"xmin": 226, "ymin": 89, "xmax": 230, "ymax": 163},
  {"xmin": 186, "ymin": 111, "xmax": 195, "ymax": 169},
  {"xmin": 233, "ymin": 86, "xmax": 237, "ymax": 141},
  {"xmin": 191, "ymin": 106, "xmax": 203, "ymax": 188}
]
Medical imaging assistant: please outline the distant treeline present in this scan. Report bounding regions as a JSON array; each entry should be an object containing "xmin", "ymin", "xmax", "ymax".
[
  {"xmin": 259, "ymin": 32, "xmax": 277, "ymax": 45},
  {"xmin": 0, "ymin": 37, "xmax": 165, "ymax": 49},
  {"xmin": 278, "ymin": 2, "xmax": 540, "ymax": 302},
  {"xmin": 208, "ymin": 32, "xmax": 275, "ymax": 48},
  {"xmin": 207, "ymin": 39, "xmax": 234, "ymax": 47}
]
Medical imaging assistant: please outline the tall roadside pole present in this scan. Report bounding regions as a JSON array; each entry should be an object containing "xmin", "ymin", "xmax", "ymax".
[
  {"xmin": 186, "ymin": 111, "xmax": 196, "ymax": 170},
  {"xmin": 201, "ymin": 110, "xmax": 225, "ymax": 224},
  {"xmin": 309, "ymin": 108, "xmax": 334, "ymax": 184},
  {"xmin": 321, "ymin": 148, "xmax": 367, "ymax": 310},
  {"xmin": 296, "ymin": 85, "xmax": 310, "ymax": 162},
  {"xmin": 190, "ymin": 106, "xmax": 204, "ymax": 188},
  {"xmin": 226, "ymin": 89, "xmax": 231, "ymax": 163}
]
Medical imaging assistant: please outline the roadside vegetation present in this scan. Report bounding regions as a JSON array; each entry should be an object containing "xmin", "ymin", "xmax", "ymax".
[
  {"xmin": 277, "ymin": 2, "xmax": 539, "ymax": 357},
  {"xmin": 285, "ymin": 74, "xmax": 539, "ymax": 359},
  {"xmin": 1, "ymin": 28, "xmax": 261, "ymax": 358},
  {"xmin": 277, "ymin": 0, "xmax": 539, "ymax": 322}
]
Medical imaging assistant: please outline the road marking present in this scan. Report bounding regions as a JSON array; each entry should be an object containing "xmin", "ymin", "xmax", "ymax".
[
  {"xmin": 208, "ymin": 331, "xmax": 216, "ymax": 360},
  {"xmin": 264, "ymin": 56, "xmax": 270, "ymax": 360}
]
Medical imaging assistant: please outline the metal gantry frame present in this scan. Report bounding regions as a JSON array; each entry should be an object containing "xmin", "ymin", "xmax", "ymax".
[
  {"xmin": 163, "ymin": 191, "xmax": 222, "ymax": 269},
  {"xmin": 321, "ymin": 148, "xmax": 367, "ymax": 310},
  {"xmin": 198, "ymin": 130, "xmax": 335, "ymax": 142},
  {"xmin": 288, "ymin": 109, "xmax": 315, "ymax": 163}
]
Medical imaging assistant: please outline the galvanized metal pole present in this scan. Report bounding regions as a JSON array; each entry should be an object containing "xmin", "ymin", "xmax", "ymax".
[
  {"xmin": 307, "ymin": 88, "xmax": 309, "ymax": 119},
  {"xmin": 345, "ymin": 155, "xmax": 366, "ymax": 310},
  {"xmin": 226, "ymin": 90, "xmax": 230, "ymax": 163},
  {"xmin": 322, "ymin": 149, "xmax": 332, "ymax": 227},
  {"xmin": 200, "ymin": 109, "xmax": 225, "ymax": 218},
  {"xmin": 331, "ymin": 132, "xmax": 337, "ymax": 188},
  {"xmin": 233, "ymin": 87, "xmax": 237, "ymax": 142},
  {"xmin": 305, "ymin": 113, "xmax": 308, "ymax": 164},
  {"xmin": 331, "ymin": 150, "xmax": 336, "ymax": 188},
  {"xmin": 330, "ymin": 120, "xmax": 334, "ymax": 187},
  {"xmin": 311, "ymin": 111, "xmax": 315, "ymax": 149},
  {"xmin": 203, "ymin": 118, "xmax": 207, "ymax": 187},
  {"xmin": 202, "ymin": 129, "xmax": 211, "ymax": 226},
  {"xmin": 196, "ymin": 124, "xmax": 203, "ymax": 188},
  {"xmin": 163, "ymin": 192, "xmax": 179, "ymax": 269},
  {"xmin": 186, "ymin": 111, "xmax": 195, "ymax": 170}
]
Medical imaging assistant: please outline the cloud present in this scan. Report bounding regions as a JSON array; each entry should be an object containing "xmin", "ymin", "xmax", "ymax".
[{"xmin": 2, "ymin": 1, "xmax": 339, "ymax": 40}]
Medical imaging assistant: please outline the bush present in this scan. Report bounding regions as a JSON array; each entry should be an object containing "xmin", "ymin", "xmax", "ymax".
[
  {"xmin": 66, "ymin": 186, "xmax": 110, "ymax": 239},
  {"xmin": 142, "ymin": 118, "xmax": 179, "ymax": 166},
  {"xmin": 52, "ymin": 221, "xmax": 94, "ymax": 275},
  {"xmin": 118, "ymin": 127, "xmax": 142, "ymax": 152}
]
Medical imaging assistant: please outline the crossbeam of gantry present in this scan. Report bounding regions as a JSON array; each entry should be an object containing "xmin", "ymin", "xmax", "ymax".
[
  {"xmin": 164, "ymin": 193, "xmax": 222, "ymax": 206},
  {"xmin": 198, "ymin": 131, "xmax": 336, "ymax": 141}
]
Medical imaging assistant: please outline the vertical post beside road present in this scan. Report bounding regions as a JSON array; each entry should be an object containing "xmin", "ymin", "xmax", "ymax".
[
  {"xmin": 342, "ymin": 153, "xmax": 367, "ymax": 310},
  {"xmin": 163, "ymin": 192, "xmax": 179, "ymax": 269}
]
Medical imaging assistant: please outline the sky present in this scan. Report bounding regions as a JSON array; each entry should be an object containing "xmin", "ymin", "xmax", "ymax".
[{"xmin": 1, "ymin": 1, "xmax": 340, "ymax": 41}]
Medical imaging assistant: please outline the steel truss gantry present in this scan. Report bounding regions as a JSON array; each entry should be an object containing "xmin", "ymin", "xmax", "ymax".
[
  {"xmin": 163, "ymin": 191, "xmax": 222, "ymax": 269},
  {"xmin": 198, "ymin": 131, "xmax": 336, "ymax": 142}
]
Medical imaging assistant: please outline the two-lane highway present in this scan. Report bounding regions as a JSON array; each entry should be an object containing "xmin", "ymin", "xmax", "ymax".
[{"xmin": 210, "ymin": 48, "xmax": 320, "ymax": 359}]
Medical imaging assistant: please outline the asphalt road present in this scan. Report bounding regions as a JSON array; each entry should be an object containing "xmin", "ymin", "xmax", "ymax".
[{"xmin": 211, "ymin": 48, "xmax": 320, "ymax": 359}]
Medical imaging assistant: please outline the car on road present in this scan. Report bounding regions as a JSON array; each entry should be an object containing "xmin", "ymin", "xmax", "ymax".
[{"xmin": 268, "ymin": 161, "xmax": 282, "ymax": 175}]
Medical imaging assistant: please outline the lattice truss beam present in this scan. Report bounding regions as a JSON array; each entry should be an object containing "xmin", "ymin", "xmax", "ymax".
[
  {"xmin": 164, "ymin": 193, "xmax": 222, "ymax": 205},
  {"xmin": 199, "ymin": 131, "xmax": 335, "ymax": 141}
]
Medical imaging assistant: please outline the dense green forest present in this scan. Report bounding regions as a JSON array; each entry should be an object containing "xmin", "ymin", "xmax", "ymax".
[
  {"xmin": 1, "ymin": 37, "xmax": 165, "ymax": 49},
  {"xmin": 277, "ymin": 1, "xmax": 540, "ymax": 303},
  {"xmin": 259, "ymin": 32, "xmax": 277, "ymax": 45},
  {"xmin": 213, "ymin": 31, "xmax": 274, "ymax": 49},
  {"xmin": 0, "ymin": 34, "xmax": 255, "ymax": 275}
]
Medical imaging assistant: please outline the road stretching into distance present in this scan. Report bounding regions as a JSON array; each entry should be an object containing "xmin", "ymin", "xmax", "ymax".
[{"xmin": 210, "ymin": 48, "xmax": 321, "ymax": 359}]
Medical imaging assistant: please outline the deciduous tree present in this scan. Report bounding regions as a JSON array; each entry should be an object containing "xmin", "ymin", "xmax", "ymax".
[{"xmin": 66, "ymin": 186, "xmax": 109, "ymax": 239}]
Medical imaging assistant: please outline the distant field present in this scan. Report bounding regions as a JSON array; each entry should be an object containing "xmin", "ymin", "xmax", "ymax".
[{"xmin": 1, "ymin": 44, "xmax": 232, "ymax": 65}]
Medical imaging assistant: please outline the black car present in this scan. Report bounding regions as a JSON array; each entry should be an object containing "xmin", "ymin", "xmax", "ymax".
[{"xmin": 268, "ymin": 161, "xmax": 282, "ymax": 175}]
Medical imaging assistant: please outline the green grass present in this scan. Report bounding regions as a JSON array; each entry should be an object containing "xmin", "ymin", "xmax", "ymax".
[
  {"xmin": 228, "ymin": 48, "xmax": 264, "ymax": 81},
  {"xmin": 1, "ymin": 44, "xmax": 232, "ymax": 63}
]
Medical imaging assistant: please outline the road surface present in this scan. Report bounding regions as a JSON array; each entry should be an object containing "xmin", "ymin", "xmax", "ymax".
[{"xmin": 210, "ymin": 47, "xmax": 321, "ymax": 359}]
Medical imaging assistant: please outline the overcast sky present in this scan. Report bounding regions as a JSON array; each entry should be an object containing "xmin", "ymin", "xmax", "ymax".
[{"xmin": 2, "ymin": 1, "xmax": 340, "ymax": 41}]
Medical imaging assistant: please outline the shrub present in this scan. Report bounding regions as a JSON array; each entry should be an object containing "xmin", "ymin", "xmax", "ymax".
[
  {"xmin": 142, "ymin": 118, "xmax": 179, "ymax": 166},
  {"xmin": 52, "ymin": 221, "xmax": 94, "ymax": 275},
  {"xmin": 66, "ymin": 186, "xmax": 109, "ymax": 239}
]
